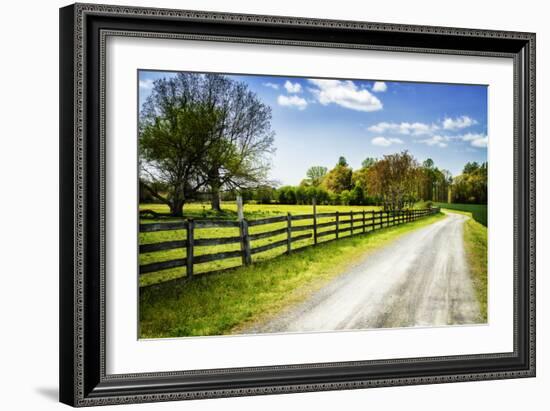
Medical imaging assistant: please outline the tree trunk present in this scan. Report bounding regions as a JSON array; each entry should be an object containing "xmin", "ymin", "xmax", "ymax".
[
  {"xmin": 169, "ymin": 199, "xmax": 185, "ymax": 217},
  {"xmin": 210, "ymin": 189, "xmax": 221, "ymax": 212}
]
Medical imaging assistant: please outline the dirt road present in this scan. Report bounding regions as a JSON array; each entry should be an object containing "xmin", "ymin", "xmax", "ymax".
[{"xmin": 245, "ymin": 212, "xmax": 482, "ymax": 334}]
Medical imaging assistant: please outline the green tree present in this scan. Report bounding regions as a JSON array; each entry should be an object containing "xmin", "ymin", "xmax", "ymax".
[
  {"xmin": 361, "ymin": 157, "xmax": 376, "ymax": 169},
  {"xmin": 295, "ymin": 186, "xmax": 308, "ymax": 204},
  {"xmin": 139, "ymin": 102, "xmax": 220, "ymax": 216},
  {"xmin": 452, "ymin": 162, "xmax": 487, "ymax": 204},
  {"xmin": 340, "ymin": 190, "xmax": 351, "ymax": 205},
  {"xmin": 366, "ymin": 151, "xmax": 420, "ymax": 211},
  {"xmin": 322, "ymin": 159, "xmax": 353, "ymax": 194},
  {"xmin": 253, "ymin": 185, "xmax": 276, "ymax": 204},
  {"xmin": 277, "ymin": 186, "xmax": 297, "ymax": 204},
  {"xmin": 463, "ymin": 161, "xmax": 480, "ymax": 174},
  {"xmin": 139, "ymin": 73, "xmax": 275, "ymax": 215},
  {"xmin": 349, "ymin": 185, "xmax": 364, "ymax": 205},
  {"xmin": 423, "ymin": 158, "xmax": 434, "ymax": 169},
  {"xmin": 338, "ymin": 156, "xmax": 348, "ymax": 167},
  {"xmin": 352, "ymin": 168, "xmax": 369, "ymax": 192},
  {"xmin": 305, "ymin": 166, "xmax": 328, "ymax": 187}
]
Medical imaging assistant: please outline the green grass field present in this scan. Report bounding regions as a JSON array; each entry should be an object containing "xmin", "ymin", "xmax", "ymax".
[
  {"xmin": 443, "ymin": 209, "xmax": 488, "ymax": 321},
  {"xmin": 139, "ymin": 212, "xmax": 446, "ymax": 338},
  {"xmin": 434, "ymin": 202, "xmax": 487, "ymax": 226},
  {"xmin": 139, "ymin": 202, "xmax": 382, "ymax": 286}
]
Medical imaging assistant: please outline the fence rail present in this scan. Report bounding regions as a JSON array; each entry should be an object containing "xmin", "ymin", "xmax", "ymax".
[{"xmin": 139, "ymin": 207, "xmax": 440, "ymax": 280}]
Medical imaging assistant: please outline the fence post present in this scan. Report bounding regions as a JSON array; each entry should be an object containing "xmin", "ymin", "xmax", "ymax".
[
  {"xmin": 286, "ymin": 213, "xmax": 292, "ymax": 254},
  {"xmin": 386, "ymin": 210, "xmax": 389, "ymax": 227},
  {"xmin": 379, "ymin": 210, "xmax": 383, "ymax": 228},
  {"xmin": 371, "ymin": 210, "xmax": 375, "ymax": 231},
  {"xmin": 186, "ymin": 219, "xmax": 194, "ymax": 280},
  {"xmin": 237, "ymin": 195, "xmax": 251, "ymax": 265},
  {"xmin": 236, "ymin": 195, "xmax": 244, "ymax": 221},
  {"xmin": 362, "ymin": 210, "xmax": 366, "ymax": 233},
  {"xmin": 350, "ymin": 211, "xmax": 354, "ymax": 235},
  {"xmin": 240, "ymin": 219, "xmax": 252, "ymax": 265},
  {"xmin": 335, "ymin": 211, "xmax": 340, "ymax": 239},
  {"xmin": 312, "ymin": 198, "xmax": 318, "ymax": 245}
]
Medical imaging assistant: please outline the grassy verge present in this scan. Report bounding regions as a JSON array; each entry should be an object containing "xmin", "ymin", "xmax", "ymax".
[
  {"xmin": 443, "ymin": 209, "xmax": 488, "ymax": 321},
  {"xmin": 434, "ymin": 202, "xmax": 487, "ymax": 226},
  {"xmin": 140, "ymin": 212, "xmax": 446, "ymax": 338}
]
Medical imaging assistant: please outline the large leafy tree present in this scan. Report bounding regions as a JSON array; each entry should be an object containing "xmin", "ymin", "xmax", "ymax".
[
  {"xmin": 366, "ymin": 151, "xmax": 420, "ymax": 210},
  {"xmin": 352, "ymin": 157, "xmax": 376, "ymax": 194},
  {"xmin": 139, "ymin": 102, "xmax": 220, "ymax": 216},
  {"xmin": 452, "ymin": 162, "xmax": 487, "ymax": 204},
  {"xmin": 304, "ymin": 166, "xmax": 328, "ymax": 187},
  {"xmin": 139, "ymin": 73, "xmax": 275, "ymax": 215},
  {"xmin": 322, "ymin": 158, "xmax": 352, "ymax": 194},
  {"xmin": 361, "ymin": 157, "xmax": 376, "ymax": 169}
]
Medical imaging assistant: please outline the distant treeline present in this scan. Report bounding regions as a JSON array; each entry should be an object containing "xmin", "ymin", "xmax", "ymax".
[
  {"xmin": 234, "ymin": 184, "xmax": 376, "ymax": 206},
  {"xmin": 226, "ymin": 153, "xmax": 487, "ymax": 209},
  {"xmin": 142, "ymin": 151, "xmax": 488, "ymax": 211}
]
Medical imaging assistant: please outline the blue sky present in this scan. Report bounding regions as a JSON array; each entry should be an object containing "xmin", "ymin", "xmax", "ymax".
[{"xmin": 139, "ymin": 70, "xmax": 488, "ymax": 186}]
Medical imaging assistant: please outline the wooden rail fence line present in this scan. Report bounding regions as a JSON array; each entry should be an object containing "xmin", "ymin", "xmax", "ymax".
[{"xmin": 139, "ymin": 207, "xmax": 440, "ymax": 279}]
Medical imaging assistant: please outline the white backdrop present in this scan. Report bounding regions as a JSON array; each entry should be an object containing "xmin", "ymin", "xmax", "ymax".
[{"xmin": 0, "ymin": 0, "xmax": 545, "ymax": 410}]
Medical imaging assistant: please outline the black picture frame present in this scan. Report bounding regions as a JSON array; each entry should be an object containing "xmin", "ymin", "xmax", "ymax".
[{"xmin": 59, "ymin": 3, "xmax": 536, "ymax": 407}]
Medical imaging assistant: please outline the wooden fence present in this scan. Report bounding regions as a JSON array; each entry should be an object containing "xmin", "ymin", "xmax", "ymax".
[{"xmin": 139, "ymin": 207, "xmax": 439, "ymax": 279}]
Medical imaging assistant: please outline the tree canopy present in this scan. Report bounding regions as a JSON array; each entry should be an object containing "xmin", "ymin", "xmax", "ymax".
[
  {"xmin": 366, "ymin": 151, "xmax": 420, "ymax": 210},
  {"xmin": 139, "ymin": 73, "xmax": 275, "ymax": 215},
  {"xmin": 304, "ymin": 166, "xmax": 328, "ymax": 187},
  {"xmin": 322, "ymin": 163, "xmax": 352, "ymax": 194},
  {"xmin": 452, "ymin": 162, "xmax": 487, "ymax": 204},
  {"xmin": 218, "ymin": 153, "xmax": 487, "ymax": 208}
]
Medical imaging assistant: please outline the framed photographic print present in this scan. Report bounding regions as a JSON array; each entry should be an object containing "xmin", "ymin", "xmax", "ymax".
[{"xmin": 59, "ymin": 3, "xmax": 536, "ymax": 407}]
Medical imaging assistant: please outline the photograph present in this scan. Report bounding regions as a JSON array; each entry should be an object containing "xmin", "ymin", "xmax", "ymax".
[{"xmin": 137, "ymin": 71, "xmax": 489, "ymax": 339}]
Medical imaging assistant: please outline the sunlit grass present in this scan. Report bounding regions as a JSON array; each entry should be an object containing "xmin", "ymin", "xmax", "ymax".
[
  {"xmin": 139, "ymin": 202, "xmax": 383, "ymax": 286},
  {"xmin": 443, "ymin": 208, "xmax": 488, "ymax": 321},
  {"xmin": 434, "ymin": 202, "xmax": 487, "ymax": 226},
  {"xmin": 139, "ymin": 212, "xmax": 446, "ymax": 338}
]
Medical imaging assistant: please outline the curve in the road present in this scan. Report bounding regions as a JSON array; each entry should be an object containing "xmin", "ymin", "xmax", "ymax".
[{"xmin": 244, "ymin": 212, "xmax": 482, "ymax": 334}]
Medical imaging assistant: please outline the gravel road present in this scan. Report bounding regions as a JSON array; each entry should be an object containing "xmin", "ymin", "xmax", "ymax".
[{"xmin": 244, "ymin": 212, "xmax": 482, "ymax": 334}]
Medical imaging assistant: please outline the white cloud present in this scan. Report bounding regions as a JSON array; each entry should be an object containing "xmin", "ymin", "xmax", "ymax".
[
  {"xmin": 461, "ymin": 132, "xmax": 488, "ymax": 148},
  {"xmin": 372, "ymin": 81, "xmax": 387, "ymax": 92},
  {"xmin": 417, "ymin": 135, "xmax": 449, "ymax": 148},
  {"xmin": 139, "ymin": 79, "xmax": 154, "ymax": 90},
  {"xmin": 308, "ymin": 79, "xmax": 383, "ymax": 112},
  {"xmin": 277, "ymin": 95, "xmax": 308, "ymax": 110},
  {"xmin": 263, "ymin": 82, "xmax": 279, "ymax": 90},
  {"xmin": 368, "ymin": 121, "xmax": 438, "ymax": 136},
  {"xmin": 443, "ymin": 115, "xmax": 478, "ymax": 130},
  {"xmin": 284, "ymin": 80, "xmax": 302, "ymax": 93},
  {"xmin": 371, "ymin": 136, "xmax": 404, "ymax": 147}
]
